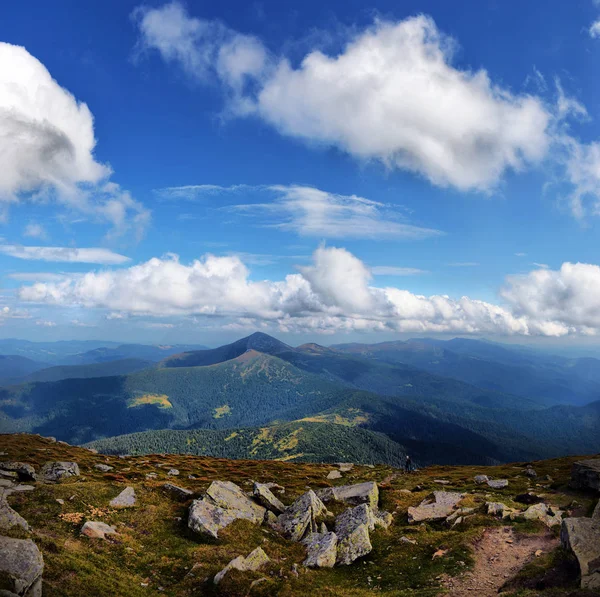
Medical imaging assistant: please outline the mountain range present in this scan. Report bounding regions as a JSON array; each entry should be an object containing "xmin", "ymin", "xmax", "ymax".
[{"xmin": 1, "ymin": 332, "xmax": 600, "ymax": 466}]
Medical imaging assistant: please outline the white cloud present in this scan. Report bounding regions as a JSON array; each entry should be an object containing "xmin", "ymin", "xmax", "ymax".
[
  {"xmin": 515, "ymin": 252, "xmax": 527, "ymax": 257},
  {"xmin": 17, "ymin": 245, "xmax": 600, "ymax": 337},
  {"xmin": 448, "ymin": 262, "xmax": 479, "ymax": 267},
  {"xmin": 23, "ymin": 223, "xmax": 48, "ymax": 240},
  {"xmin": 0, "ymin": 245, "xmax": 131, "ymax": 264},
  {"xmin": 562, "ymin": 137, "xmax": 600, "ymax": 219},
  {"xmin": 371, "ymin": 266, "xmax": 427, "ymax": 276},
  {"xmin": 135, "ymin": 5, "xmax": 551, "ymax": 192},
  {"xmin": 590, "ymin": 20, "xmax": 600, "ymax": 38},
  {"xmin": 0, "ymin": 42, "xmax": 150, "ymax": 238},
  {"xmin": 155, "ymin": 184, "xmax": 249, "ymax": 201},
  {"xmin": 7, "ymin": 272, "xmax": 70, "ymax": 282},
  {"xmin": 35, "ymin": 320, "xmax": 56, "ymax": 327},
  {"xmin": 231, "ymin": 185, "xmax": 442, "ymax": 240}
]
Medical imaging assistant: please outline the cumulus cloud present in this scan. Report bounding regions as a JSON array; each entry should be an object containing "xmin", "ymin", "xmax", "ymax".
[
  {"xmin": 135, "ymin": 4, "xmax": 551, "ymax": 192},
  {"xmin": 590, "ymin": 20, "xmax": 600, "ymax": 38},
  {"xmin": 562, "ymin": 138, "xmax": 600, "ymax": 219},
  {"xmin": 17, "ymin": 245, "xmax": 600, "ymax": 337},
  {"xmin": 0, "ymin": 42, "xmax": 149, "ymax": 238},
  {"xmin": 0, "ymin": 245, "xmax": 131, "ymax": 264}
]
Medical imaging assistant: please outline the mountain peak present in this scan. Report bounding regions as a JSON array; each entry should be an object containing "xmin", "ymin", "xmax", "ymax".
[{"xmin": 243, "ymin": 332, "xmax": 292, "ymax": 353}]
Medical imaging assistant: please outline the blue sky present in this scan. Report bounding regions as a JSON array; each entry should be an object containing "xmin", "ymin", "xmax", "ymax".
[{"xmin": 2, "ymin": 0, "xmax": 600, "ymax": 346}]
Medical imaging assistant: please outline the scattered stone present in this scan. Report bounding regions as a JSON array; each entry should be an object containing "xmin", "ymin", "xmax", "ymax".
[
  {"xmin": 86, "ymin": 448, "xmax": 98, "ymax": 454},
  {"xmin": 474, "ymin": 475, "xmax": 489, "ymax": 484},
  {"xmin": 264, "ymin": 510, "xmax": 278, "ymax": 529},
  {"xmin": 94, "ymin": 464, "xmax": 113, "ymax": 473},
  {"xmin": 399, "ymin": 536, "xmax": 417, "ymax": 545},
  {"xmin": 253, "ymin": 482, "xmax": 285, "ymax": 515},
  {"xmin": 571, "ymin": 459, "xmax": 600, "ymax": 492},
  {"xmin": 109, "ymin": 487, "xmax": 136, "ymax": 509},
  {"xmin": 163, "ymin": 483, "xmax": 193, "ymax": 501},
  {"xmin": 373, "ymin": 509, "xmax": 393, "ymax": 529},
  {"xmin": 302, "ymin": 532, "xmax": 337, "ymax": 568},
  {"xmin": 40, "ymin": 461, "xmax": 80, "ymax": 482},
  {"xmin": 336, "ymin": 504, "xmax": 376, "ymax": 534},
  {"xmin": 486, "ymin": 502, "xmax": 508, "ymax": 517},
  {"xmin": 213, "ymin": 547, "xmax": 270, "ymax": 585},
  {"xmin": 0, "ymin": 462, "xmax": 36, "ymax": 482},
  {"xmin": 205, "ymin": 481, "xmax": 265, "ymax": 524},
  {"xmin": 525, "ymin": 467, "xmax": 537, "ymax": 478},
  {"xmin": 337, "ymin": 463, "xmax": 354, "ymax": 473},
  {"xmin": 145, "ymin": 473, "xmax": 157, "ymax": 480},
  {"xmin": 319, "ymin": 522, "xmax": 328, "ymax": 534},
  {"xmin": 515, "ymin": 492, "xmax": 544, "ymax": 505},
  {"xmin": 327, "ymin": 470, "xmax": 342, "ymax": 480},
  {"xmin": 56, "ymin": 499, "xmax": 64, "ymax": 506},
  {"xmin": 487, "ymin": 479, "xmax": 508, "ymax": 489},
  {"xmin": 81, "ymin": 521, "xmax": 118, "ymax": 539},
  {"xmin": 447, "ymin": 507, "xmax": 476, "ymax": 525},
  {"xmin": 188, "ymin": 499, "xmax": 236, "ymax": 539},
  {"xmin": 167, "ymin": 469, "xmax": 179, "ymax": 476},
  {"xmin": 0, "ymin": 536, "xmax": 43, "ymax": 596},
  {"xmin": 318, "ymin": 482, "xmax": 379, "ymax": 509},
  {"xmin": 520, "ymin": 503, "xmax": 563, "ymax": 527},
  {"xmin": 0, "ymin": 496, "xmax": 29, "ymax": 531},
  {"xmin": 561, "ymin": 517, "xmax": 600, "ymax": 589},
  {"xmin": 408, "ymin": 491, "xmax": 464, "ymax": 523},
  {"xmin": 535, "ymin": 549, "xmax": 543, "ymax": 557},
  {"xmin": 276, "ymin": 490, "xmax": 327, "ymax": 542},
  {"xmin": 335, "ymin": 507, "xmax": 373, "ymax": 566},
  {"xmin": 434, "ymin": 480, "xmax": 450, "ymax": 485}
]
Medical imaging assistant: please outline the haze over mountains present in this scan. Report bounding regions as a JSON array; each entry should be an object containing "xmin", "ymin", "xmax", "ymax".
[{"xmin": 1, "ymin": 332, "xmax": 599, "ymax": 467}]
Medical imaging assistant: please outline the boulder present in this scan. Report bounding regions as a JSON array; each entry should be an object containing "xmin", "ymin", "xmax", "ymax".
[
  {"xmin": 486, "ymin": 502, "xmax": 508, "ymax": 517},
  {"xmin": 447, "ymin": 507, "xmax": 476, "ymax": 524},
  {"xmin": 205, "ymin": 481, "xmax": 265, "ymax": 524},
  {"xmin": 327, "ymin": 470, "xmax": 342, "ymax": 480},
  {"xmin": 167, "ymin": 469, "xmax": 179, "ymax": 476},
  {"xmin": 521, "ymin": 503, "xmax": 563, "ymax": 527},
  {"xmin": 94, "ymin": 464, "xmax": 113, "ymax": 473},
  {"xmin": 109, "ymin": 487, "xmax": 136, "ymax": 509},
  {"xmin": 276, "ymin": 490, "xmax": 327, "ymax": 542},
  {"xmin": 0, "ymin": 472, "xmax": 17, "ymax": 482},
  {"xmin": 337, "ymin": 463, "xmax": 354, "ymax": 473},
  {"xmin": 525, "ymin": 467, "xmax": 537, "ymax": 478},
  {"xmin": 188, "ymin": 499, "xmax": 237, "ymax": 539},
  {"xmin": 408, "ymin": 491, "xmax": 463, "ymax": 523},
  {"xmin": 373, "ymin": 509, "xmax": 393, "ymax": 529},
  {"xmin": 0, "ymin": 463, "xmax": 36, "ymax": 482},
  {"xmin": 487, "ymin": 479, "xmax": 508, "ymax": 489},
  {"xmin": 317, "ymin": 482, "xmax": 379, "ymax": 508},
  {"xmin": 474, "ymin": 475, "xmax": 489, "ymax": 484},
  {"xmin": 561, "ymin": 517, "xmax": 600, "ymax": 589},
  {"xmin": 264, "ymin": 510, "xmax": 278, "ymax": 529},
  {"xmin": 0, "ymin": 496, "xmax": 29, "ymax": 532},
  {"xmin": 571, "ymin": 459, "xmax": 600, "ymax": 492},
  {"xmin": 336, "ymin": 504, "xmax": 376, "ymax": 534},
  {"xmin": 213, "ymin": 547, "xmax": 270, "ymax": 585},
  {"xmin": 302, "ymin": 532, "xmax": 337, "ymax": 568},
  {"xmin": 81, "ymin": 521, "xmax": 118, "ymax": 540},
  {"xmin": 253, "ymin": 482, "xmax": 285, "ymax": 515},
  {"xmin": 39, "ymin": 462, "xmax": 79, "ymax": 483},
  {"xmin": 163, "ymin": 483, "xmax": 193, "ymax": 501},
  {"xmin": 0, "ymin": 536, "xmax": 43, "ymax": 597},
  {"xmin": 336, "ymin": 524, "xmax": 372, "ymax": 565}
]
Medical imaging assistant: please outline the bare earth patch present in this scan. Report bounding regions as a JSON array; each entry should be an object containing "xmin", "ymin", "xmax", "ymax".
[{"xmin": 441, "ymin": 526, "xmax": 559, "ymax": 597}]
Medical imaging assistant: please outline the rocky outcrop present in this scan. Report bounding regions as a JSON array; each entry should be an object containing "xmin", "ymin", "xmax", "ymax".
[
  {"xmin": 109, "ymin": 487, "xmax": 136, "ymax": 508},
  {"xmin": 302, "ymin": 532, "xmax": 338, "ymax": 568},
  {"xmin": 39, "ymin": 462, "xmax": 79, "ymax": 482},
  {"xmin": 0, "ymin": 463, "xmax": 36, "ymax": 482},
  {"xmin": 188, "ymin": 499, "xmax": 237, "ymax": 539},
  {"xmin": 561, "ymin": 517, "xmax": 600, "ymax": 589},
  {"xmin": 213, "ymin": 547, "xmax": 270, "ymax": 585},
  {"xmin": 408, "ymin": 491, "xmax": 463, "ymax": 523},
  {"xmin": 334, "ymin": 505, "xmax": 373, "ymax": 565},
  {"xmin": 0, "ymin": 536, "xmax": 43, "ymax": 596},
  {"xmin": 81, "ymin": 521, "xmax": 118, "ymax": 539},
  {"xmin": 253, "ymin": 482, "xmax": 285, "ymax": 514},
  {"xmin": 163, "ymin": 483, "xmax": 193, "ymax": 501},
  {"xmin": 571, "ymin": 459, "xmax": 600, "ymax": 492},
  {"xmin": 0, "ymin": 496, "xmax": 29, "ymax": 532},
  {"xmin": 316, "ymin": 482, "xmax": 379, "ymax": 508},
  {"xmin": 276, "ymin": 490, "xmax": 327, "ymax": 542}
]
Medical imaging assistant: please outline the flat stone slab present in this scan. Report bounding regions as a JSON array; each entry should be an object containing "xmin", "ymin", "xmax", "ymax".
[
  {"xmin": 0, "ymin": 462, "xmax": 36, "ymax": 482},
  {"xmin": 327, "ymin": 470, "xmax": 342, "ymax": 480},
  {"xmin": 487, "ymin": 479, "xmax": 509, "ymax": 489},
  {"xmin": 253, "ymin": 482, "xmax": 285, "ymax": 514},
  {"xmin": 0, "ymin": 496, "xmax": 29, "ymax": 531},
  {"xmin": 571, "ymin": 459, "xmax": 600, "ymax": 492},
  {"xmin": 0, "ymin": 536, "xmax": 43, "ymax": 596},
  {"xmin": 318, "ymin": 482, "xmax": 379, "ymax": 508},
  {"xmin": 109, "ymin": 486, "xmax": 136, "ymax": 508},
  {"xmin": 163, "ymin": 483, "xmax": 193, "ymax": 501},
  {"xmin": 561, "ymin": 517, "xmax": 600, "ymax": 589},
  {"xmin": 213, "ymin": 547, "xmax": 270, "ymax": 585},
  {"xmin": 94, "ymin": 464, "xmax": 113, "ymax": 473},
  {"xmin": 188, "ymin": 499, "xmax": 236, "ymax": 539},
  {"xmin": 81, "ymin": 521, "xmax": 118, "ymax": 539},
  {"xmin": 205, "ymin": 481, "xmax": 265, "ymax": 524},
  {"xmin": 40, "ymin": 461, "xmax": 80, "ymax": 482},
  {"xmin": 408, "ymin": 491, "xmax": 464, "ymax": 523}
]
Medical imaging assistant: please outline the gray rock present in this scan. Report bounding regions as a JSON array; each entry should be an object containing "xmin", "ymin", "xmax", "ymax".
[
  {"xmin": 521, "ymin": 503, "xmax": 563, "ymax": 527},
  {"xmin": 318, "ymin": 482, "xmax": 379, "ymax": 508},
  {"xmin": 0, "ymin": 481, "xmax": 13, "ymax": 489},
  {"xmin": 486, "ymin": 502, "xmax": 507, "ymax": 517},
  {"xmin": 188, "ymin": 499, "xmax": 236, "ymax": 539},
  {"xmin": 94, "ymin": 464, "xmax": 113, "ymax": 473},
  {"xmin": 487, "ymin": 479, "xmax": 509, "ymax": 489},
  {"xmin": 327, "ymin": 470, "xmax": 342, "ymax": 480},
  {"xmin": 0, "ymin": 536, "xmax": 43, "ymax": 596},
  {"xmin": 205, "ymin": 481, "xmax": 265, "ymax": 524},
  {"xmin": 561, "ymin": 517, "xmax": 600, "ymax": 589},
  {"xmin": 163, "ymin": 483, "xmax": 193, "ymax": 501},
  {"xmin": 337, "ymin": 463, "xmax": 354, "ymax": 473},
  {"xmin": 525, "ymin": 467, "xmax": 537, "ymax": 478},
  {"xmin": 373, "ymin": 509, "xmax": 393, "ymax": 529},
  {"xmin": 571, "ymin": 459, "xmax": 600, "ymax": 492},
  {"xmin": 213, "ymin": 547, "xmax": 270, "ymax": 585},
  {"xmin": 474, "ymin": 475, "xmax": 489, "ymax": 484},
  {"xmin": 399, "ymin": 536, "xmax": 417, "ymax": 545},
  {"xmin": 335, "ymin": 504, "xmax": 376, "ymax": 534},
  {"xmin": 302, "ymin": 532, "xmax": 337, "ymax": 568},
  {"xmin": 145, "ymin": 473, "xmax": 157, "ymax": 480},
  {"xmin": 448, "ymin": 507, "xmax": 476, "ymax": 524},
  {"xmin": 0, "ymin": 496, "xmax": 29, "ymax": 531},
  {"xmin": 109, "ymin": 486, "xmax": 136, "ymax": 509},
  {"xmin": 167, "ymin": 469, "xmax": 179, "ymax": 476},
  {"xmin": 276, "ymin": 490, "xmax": 327, "ymax": 542},
  {"xmin": 408, "ymin": 491, "xmax": 463, "ymax": 523},
  {"xmin": 81, "ymin": 521, "xmax": 118, "ymax": 539},
  {"xmin": 39, "ymin": 461, "xmax": 79, "ymax": 482},
  {"xmin": 0, "ymin": 472, "xmax": 17, "ymax": 482},
  {"xmin": 253, "ymin": 482, "xmax": 285, "ymax": 514},
  {"xmin": 593, "ymin": 500, "xmax": 600, "ymax": 520},
  {"xmin": 264, "ymin": 510, "xmax": 278, "ymax": 529},
  {"xmin": 336, "ymin": 524, "xmax": 372, "ymax": 565},
  {"xmin": 0, "ymin": 462, "xmax": 36, "ymax": 482}
]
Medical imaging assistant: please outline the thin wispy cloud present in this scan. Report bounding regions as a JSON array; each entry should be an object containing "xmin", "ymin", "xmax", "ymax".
[
  {"xmin": 371, "ymin": 266, "xmax": 428, "ymax": 276},
  {"xmin": 448, "ymin": 262, "xmax": 479, "ymax": 267},
  {"xmin": 0, "ymin": 245, "xmax": 131, "ymax": 264}
]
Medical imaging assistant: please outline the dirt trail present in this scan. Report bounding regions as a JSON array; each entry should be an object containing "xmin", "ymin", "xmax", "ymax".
[{"xmin": 441, "ymin": 526, "xmax": 558, "ymax": 597}]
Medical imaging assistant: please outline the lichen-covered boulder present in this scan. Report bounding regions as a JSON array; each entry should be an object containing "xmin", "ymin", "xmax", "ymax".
[
  {"xmin": 109, "ymin": 487, "xmax": 136, "ymax": 509},
  {"xmin": 0, "ymin": 496, "xmax": 29, "ymax": 532},
  {"xmin": 408, "ymin": 491, "xmax": 463, "ymax": 523},
  {"xmin": 205, "ymin": 481, "xmax": 265, "ymax": 524},
  {"xmin": 561, "ymin": 517, "xmax": 600, "ymax": 589},
  {"xmin": 336, "ymin": 524, "xmax": 372, "ymax": 565},
  {"xmin": 521, "ymin": 503, "xmax": 563, "ymax": 527},
  {"xmin": 81, "ymin": 521, "xmax": 118, "ymax": 540},
  {"xmin": 276, "ymin": 490, "xmax": 327, "ymax": 542},
  {"xmin": 0, "ymin": 463, "xmax": 36, "ymax": 482},
  {"xmin": 332, "ymin": 482, "xmax": 379, "ymax": 509},
  {"xmin": 39, "ymin": 462, "xmax": 79, "ymax": 483},
  {"xmin": 188, "ymin": 499, "xmax": 237, "ymax": 539},
  {"xmin": 213, "ymin": 547, "xmax": 270, "ymax": 585},
  {"xmin": 0, "ymin": 536, "xmax": 43, "ymax": 596},
  {"xmin": 571, "ymin": 459, "xmax": 600, "ymax": 492},
  {"xmin": 253, "ymin": 482, "xmax": 285, "ymax": 514},
  {"xmin": 335, "ymin": 504, "xmax": 375, "ymax": 533},
  {"xmin": 486, "ymin": 502, "xmax": 508, "ymax": 517},
  {"xmin": 302, "ymin": 532, "xmax": 337, "ymax": 568},
  {"xmin": 373, "ymin": 509, "xmax": 393, "ymax": 529}
]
